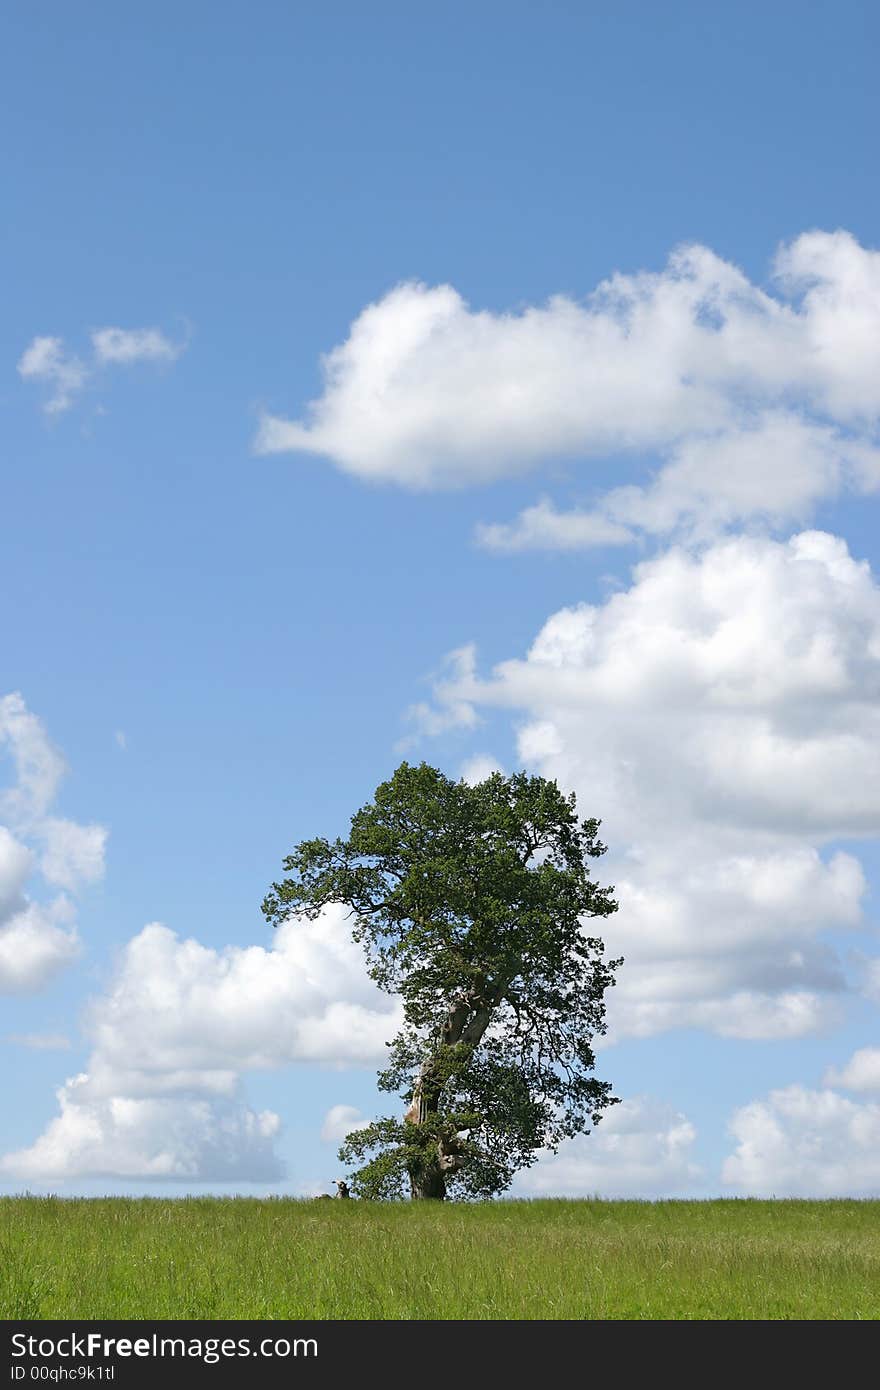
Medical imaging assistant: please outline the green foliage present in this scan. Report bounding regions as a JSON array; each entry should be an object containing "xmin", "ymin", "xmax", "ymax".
[{"xmin": 263, "ymin": 762, "xmax": 623, "ymax": 1199}]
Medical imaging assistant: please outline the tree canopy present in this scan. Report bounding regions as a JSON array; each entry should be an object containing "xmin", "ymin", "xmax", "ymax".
[{"xmin": 262, "ymin": 762, "xmax": 622, "ymax": 1199}]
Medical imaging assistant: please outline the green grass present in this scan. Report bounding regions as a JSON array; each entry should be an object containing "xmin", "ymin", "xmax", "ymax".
[{"xmin": 1, "ymin": 1197, "xmax": 879, "ymax": 1319}]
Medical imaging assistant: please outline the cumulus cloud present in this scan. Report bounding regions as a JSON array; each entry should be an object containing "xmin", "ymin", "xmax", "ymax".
[
  {"xmin": 0, "ymin": 694, "xmax": 105, "ymax": 993},
  {"xmin": 0, "ymin": 901, "xmax": 81, "ymax": 994},
  {"xmin": 18, "ymin": 324, "xmax": 185, "ymax": 414},
  {"xmin": 83, "ymin": 910, "xmax": 400, "ymax": 1080},
  {"xmin": 481, "ymin": 415, "xmax": 880, "ymax": 552},
  {"xmin": 513, "ymin": 1097, "xmax": 701, "ymax": 1198},
  {"xmin": 410, "ymin": 531, "xmax": 879, "ymax": 1039},
  {"xmin": 417, "ymin": 530, "xmax": 880, "ymax": 843},
  {"xmin": 321, "ymin": 1104, "xmax": 367, "ymax": 1144},
  {"xmin": 0, "ymin": 826, "xmax": 33, "ymax": 918},
  {"xmin": 1, "ymin": 906, "xmax": 401, "ymax": 1182},
  {"xmin": 824, "ymin": 1047, "xmax": 880, "ymax": 1092},
  {"xmin": 723, "ymin": 1084, "xmax": 880, "ymax": 1196},
  {"xmin": 2, "ymin": 1082, "xmax": 283, "ymax": 1183},
  {"xmin": 256, "ymin": 232, "xmax": 880, "ymax": 531}
]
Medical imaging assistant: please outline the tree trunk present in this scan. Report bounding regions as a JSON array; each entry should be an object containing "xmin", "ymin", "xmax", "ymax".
[
  {"xmin": 403, "ymin": 979, "xmax": 507, "ymax": 1199},
  {"xmin": 409, "ymin": 1166, "xmax": 447, "ymax": 1200}
]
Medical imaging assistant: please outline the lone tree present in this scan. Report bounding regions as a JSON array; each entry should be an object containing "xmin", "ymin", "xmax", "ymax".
[{"xmin": 262, "ymin": 763, "xmax": 622, "ymax": 1200}]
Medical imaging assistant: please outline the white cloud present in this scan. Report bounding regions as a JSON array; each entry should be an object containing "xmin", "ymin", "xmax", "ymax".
[
  {"xmin": 723, "ymin": 1085, "xmax": 880, "ymax": 1196},
  {"xmin": 0, "ymin": 695, "xmax": 104, "ymax": 994},
  {"xmin": 861, "ymin": 957, "xmax": 880, "ymax": 1003},
  {"xmin": 476, "ymin": 499, "xmax": 633, "ymax": 553},
  {"xmin": 17, "ymin": 337, "xmax": 89, "ymax": 414},
  {"xmin": 321, "ymin": 1104, "xmax": 367, "ymax": 1144},
  {"xmin": 256, "ymin": 231, "xmax": 880, "ymax": 508},
  {"xmin": 85, "ymin": 910, "xmax": 400, "ymax": 1082},
  {"xmin": 0, "ymin": 692, "xmax": 66, "ymax": 823},
  {"xmin": 513, "ymin": 1097, "xmax": 701, "ymax": 1198},
  {"xmin": 0, "ymin": 901, "xmax": 81, "ymax": 994},
  {"xmin": 600, "ymin": 414, "xmax": 880, "ymax": 539},
  {"xmin": 90, "ymin": 326, "xmax": 182, "ymax": 365},
  {"xmin": 0, "ymin": 825, "xmax": 33, "ymax": 919},
  {"xmin": 824, "ymin": 1047, "xmax": 880, "ymax": 1092},
  {"xmin": 411, "ymin": 531, "xmax": 880, "ymax": 1039},
  {"xmin": 18, "ymin": 325, "xmax": 185, "ymax": 416},
  {"xmin": 2, "ymin": 1081, "xmax": 283, "ymax": 1183},
  {"xmin": 458, "ymin": 753, "xmax": 505, "ymax": 785},
  {"xmin": 1, "ymin": 906, "xmax": 401, "ymax": 1182},
  {"xmin": 420, "ymin": 530, "xmax": 880, "ymax": 842},
  {"xmin": 399, "ymin": 645, "xmax": 479, "ymax": 746},
  {"xmin": 40, "ymin": 819, "xmax": 108, "ymax": 892},
  {"xmin": 774, "ymin": 228, "xmax": 880, "ymax": 417},
  {"xmin": 480, "ymin": 414, "xmax": 880, "ymax": 552},
  {"xmin": 601, "ymin": 847, "xmax": 861, "ymax": 1042},
  {"xmin": 611, "ymin": 989, "xmax": 842, "ymax": 1045}
]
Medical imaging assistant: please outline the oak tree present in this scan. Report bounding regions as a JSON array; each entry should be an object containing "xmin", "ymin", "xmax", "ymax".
[{"xmin": 262, "ymin": 762, "xmax": 622, "ymax": 1199}]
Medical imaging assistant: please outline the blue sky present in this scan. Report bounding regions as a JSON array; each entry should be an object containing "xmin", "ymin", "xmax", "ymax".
[{"xmin": 2, "ymin": 1, "xmax": 880, "ymax": 1197}]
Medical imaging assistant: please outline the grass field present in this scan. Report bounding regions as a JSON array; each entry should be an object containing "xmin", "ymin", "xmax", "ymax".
[{"xmin": 2, "ymin": 1196, "xmax": 878, "ymax": 1320}]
